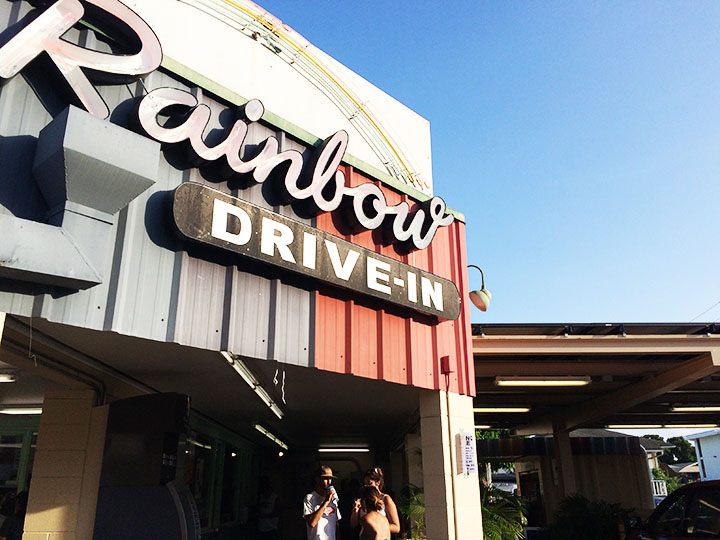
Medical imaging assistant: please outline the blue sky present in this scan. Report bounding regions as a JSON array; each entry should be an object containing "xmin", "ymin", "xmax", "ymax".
[{"xmin": 256, "ymin": 0, "xmax": 720, "ymax": 324}]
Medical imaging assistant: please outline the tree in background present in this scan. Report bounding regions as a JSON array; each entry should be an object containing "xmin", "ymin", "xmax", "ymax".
[
  {"xmin": 642, "ymin": 434, "xmax": 696, "ymax": 464},
  {"xmin": 665, "ymin": 437, "xmax": 696, "ymax": 464}
]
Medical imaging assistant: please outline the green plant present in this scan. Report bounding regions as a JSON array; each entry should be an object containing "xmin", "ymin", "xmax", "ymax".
[
  {"xmin": 652, "ymin": 467, "xmax": 682, "ymax": 493},
  {"xmin": 398, "ymin": 484, "xmax": 426, "ymax": 540},
  {"xmin": 480, "ymin": 482, "xmax": 526, "ymax": 540},
  {"xmin": 549, "ymin": 495, "xmax": 633, "ymax": 540},
  {"xmin": 475, "ymin": 429, "xmax": 516, "ymax": 472}
]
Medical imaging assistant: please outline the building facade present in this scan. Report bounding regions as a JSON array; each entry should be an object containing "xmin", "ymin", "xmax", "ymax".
[
  {"xmin": 0, "ymin": 1, "xmax": 481, "ymax": 538},
  {"xmin": 689, "ymin": 430, "xmax": 720, "ymax": 481}
]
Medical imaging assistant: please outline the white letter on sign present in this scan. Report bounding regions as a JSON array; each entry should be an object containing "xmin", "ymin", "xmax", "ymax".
[
  {"xmin": 367, "ymin": 258, "xmax": 391, "ymax": 295},
  {"xmin": 324, "ymin": 240, "xmax": 359, "ymax": 281},
  {"xmin": 421, "ymin": 277, "xmax": 444, "ymax": 311},
  {"xmin": 260, "ymin": 218, "xmax": 296, "ymax": 263},
  {"xmin": 0, "ymin": 0, "xmax": 161, "ymax": 119},
  {"xmin": 211, "ymin": 199, "xmax": 252, "ymax": 246}
]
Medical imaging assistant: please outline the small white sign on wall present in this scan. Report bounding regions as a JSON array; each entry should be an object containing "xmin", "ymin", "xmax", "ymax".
[{"xmin": 457, "ymin": 430, "xmax": 478, "ymax": 476}]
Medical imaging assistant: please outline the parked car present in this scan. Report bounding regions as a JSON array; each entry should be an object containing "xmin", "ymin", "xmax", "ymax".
[{"xmin": 630, "ymin": 480, "xmax": 720, "ymax": 539}]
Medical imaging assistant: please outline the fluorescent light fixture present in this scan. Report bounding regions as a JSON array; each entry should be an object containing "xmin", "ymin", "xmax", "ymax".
[
  {"xmin": 0, "ymin": 374, "xmax": 16, "ymax": 383},
  {"xmin": 671, "ymin": 406, "xmax": 720, "ymax": 412},
  {"xmin": 254, "ymin": 424, "xmax": 288, "ymax": 450},
  {"xmin": 495, "ymin": 376, "xmax": 591, "ymax": 387},
  {"xmin": 474, "ymin": 407, "xmax": 530, "ymax": 413},
  {"xmin": 221, "ymin": 351, "xmax": 259, "ymax": 387},
  {"xmin": 474, "ymin": 425, "xmax": 492, "ymax": 429},
  {"xmin": 318, "ymin": 447, "xmax": 370, "ymax": 453},
  {"xmin": 664, "ymin": 424, "xmax": 719, "ymax": 429},
  {"xmin": 187, "ymin": 438, "xmax": 212, "ymax": 450},
  {"xmin": 221, "ymin": 351, "xmax": 284, "ymax": 419},
  {"xmin": 254, "ymin": 385, "xmax": 285, "ymax": 420},
  {"xmin": 0, "ymin": 407, "xmax": 42, "ymax": 415},
  {"xmin": 607, "ymin": 424, "xmax": 662, "ymax": 429}
]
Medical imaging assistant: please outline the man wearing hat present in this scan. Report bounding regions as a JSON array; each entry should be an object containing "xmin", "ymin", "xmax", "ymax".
[{"xmin": 303, "ymin": 465, "xmax": 342, "ymax": 540}]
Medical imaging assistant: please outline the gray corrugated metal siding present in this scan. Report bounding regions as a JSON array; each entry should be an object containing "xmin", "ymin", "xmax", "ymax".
[{"xmin": 0, "ymin": 5, "xmax": 312, "ymax": 367}]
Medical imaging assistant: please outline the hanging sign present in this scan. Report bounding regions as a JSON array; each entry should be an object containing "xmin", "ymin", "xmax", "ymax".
[{"xmin": 173, "ymin": 183, "xmax": 461, "ymax": 320}]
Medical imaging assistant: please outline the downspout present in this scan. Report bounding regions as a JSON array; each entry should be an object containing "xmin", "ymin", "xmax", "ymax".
[{"xmin": 442, "ymin": 356, "xmax": 460, "ymax": 540}]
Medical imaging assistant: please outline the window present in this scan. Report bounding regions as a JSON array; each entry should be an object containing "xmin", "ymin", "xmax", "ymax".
[
  {"xmin": 184, "ymin": 432, "xmax": 216, "ymax": 530},
  {"xmin": 220, "ymin": 445, "xmax": 241, "ymax": 524},
  {"xmin": 0, "ymin": 434, "xmax": 23, "ymax": 504},
  {"xmin": 687, "ymin": 488, "xmax": 720, "ymax": 538}
]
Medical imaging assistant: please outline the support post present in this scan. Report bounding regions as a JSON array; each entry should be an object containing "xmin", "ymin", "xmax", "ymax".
[
  {"xmin": 23, "ymin": 390, "xmax": 108, "ymax": 540},
  {"xmin": 552, "ymin": 418, "xmax": 577, "ymax": 497},
  {"xmin": 420, "ymin": 390, "xmax": 483, "ymax": 540}
]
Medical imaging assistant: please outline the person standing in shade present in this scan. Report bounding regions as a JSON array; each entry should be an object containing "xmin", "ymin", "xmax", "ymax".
[
  {"xmin": 357, "ymin": 486, "xmax": 390, "ymax": 540},
  {"xmin": 303, "ymin": 465, "xmax": 342, "ymax": 540},
  {"xmin": 256, "ymin": 475, "xmax": 280, "ymax": 540},
  {"xmin": 350, "ymin": 467, "xmax": 400, "ymax": 535},
  {"xmin": 0, "ymin": 491, "xmax": 27, "ymax": 540}
]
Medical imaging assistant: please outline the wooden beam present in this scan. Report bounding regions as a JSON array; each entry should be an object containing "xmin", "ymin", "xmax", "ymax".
[{"xmin": 515, "ymin": 351, "xmax": 720, "ymax": 435}]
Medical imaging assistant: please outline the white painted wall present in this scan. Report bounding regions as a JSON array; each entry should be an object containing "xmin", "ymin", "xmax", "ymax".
[
  {"xmin": 125, "ymin": 0, "xmax": 434, "ymax": 194},
  {"xmin": 696, "ymin": 434, "xmax": 720, "ymax": 480}
]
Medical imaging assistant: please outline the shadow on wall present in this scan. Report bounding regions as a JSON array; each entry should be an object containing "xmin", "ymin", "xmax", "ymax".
[{"xmin": 0, "ymin": 135, "xmax": 46, "ymax": 221}]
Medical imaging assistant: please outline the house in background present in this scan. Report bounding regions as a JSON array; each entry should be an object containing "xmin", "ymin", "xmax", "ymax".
[
  {"xmin": 478, "ymin": 428, "xmax": 671, "ymax": 526},
  {"xmin": 668, "ymin": 462, "xmax": 701, "ymax": 482},
  {"xmin": 688, "ymin": 429, "xmax": 720, "ymax": 480}
]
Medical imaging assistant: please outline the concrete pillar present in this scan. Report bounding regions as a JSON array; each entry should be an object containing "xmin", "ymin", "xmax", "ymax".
[
  {"xmin": 405, "ymin": 432, "xmax": 424, "ymax": 488},
  {"xmin": 420, "ymin": 390, "xmax": 483, "ymax": 540},
  {"xmin": 23, "ymin": 389, "xmax": 108, "ymax": 540},
  {"xmin": 552, "ymin": 419, "xmax": 577, "ymax": 497}
]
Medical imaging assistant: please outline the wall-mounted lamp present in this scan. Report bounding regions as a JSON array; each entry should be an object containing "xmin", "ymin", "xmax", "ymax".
[{"xmin": 468, "ymin": 265, "xmax": 492, "ymax": 312}]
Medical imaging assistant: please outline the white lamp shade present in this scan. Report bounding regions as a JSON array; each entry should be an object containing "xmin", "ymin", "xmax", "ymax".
[{"xmin": 470, "ymin": 288, "xmax": 492, "ymax": 311}]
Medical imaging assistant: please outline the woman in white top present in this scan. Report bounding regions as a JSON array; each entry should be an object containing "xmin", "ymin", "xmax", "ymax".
[{"xmin": 350, "ymin": 467, "xmax": 400, "ymax": 535}]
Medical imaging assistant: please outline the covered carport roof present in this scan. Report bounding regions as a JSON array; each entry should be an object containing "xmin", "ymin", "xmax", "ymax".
[{"xmin": 472, "ymin": 323, "xmax": 720, "ymax": 435}]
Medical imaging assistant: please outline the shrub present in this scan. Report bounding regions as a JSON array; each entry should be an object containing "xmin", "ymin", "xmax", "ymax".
[
  {"xmin": 398, "ymin": 484, "xmax": 426, "ymax": 540},
  {"xmin": 480, "ymin": 483, "xmax": 526, "ymax": 540},
  {"xmin": 549, "ymin": 495, "xmax": 633, "ymax": 540}
]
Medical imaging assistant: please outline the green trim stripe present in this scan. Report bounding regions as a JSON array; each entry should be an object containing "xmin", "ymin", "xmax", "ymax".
[{"xmin": 160, "ymin": 56, "xmax": 465, "ymax": 222}]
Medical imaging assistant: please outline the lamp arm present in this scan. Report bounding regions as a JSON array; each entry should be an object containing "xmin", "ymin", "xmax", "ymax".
[{"xmin": 467, "ymin": 264, "xmax": 485, "ymax": 289}]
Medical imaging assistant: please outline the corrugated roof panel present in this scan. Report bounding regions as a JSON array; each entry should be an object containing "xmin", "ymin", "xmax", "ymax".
[
  {"xmin": 267, "ymin": 132, "xmax": 311, "ymax": 366},
  {"xmin": 271, "ymin": 280, "xmax": 310, "ymax": 366},
  {"xmin": 109, "ymin": 153, "xmax": 180, "ymax": 340},
  {"xmin": 227, "ymin": 267, "xmax": 271, "ymax": 359}
]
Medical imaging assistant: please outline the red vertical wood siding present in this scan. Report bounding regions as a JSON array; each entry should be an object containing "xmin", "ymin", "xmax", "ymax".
[{"xmin": 314, "ymin": 166, "xmax": 475, "ymax": 396}]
